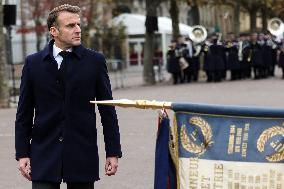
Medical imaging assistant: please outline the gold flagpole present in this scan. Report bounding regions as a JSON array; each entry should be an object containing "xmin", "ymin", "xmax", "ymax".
[{"xmin": 90, "ymin": 99, "xmax": 172, "ymax": 110}]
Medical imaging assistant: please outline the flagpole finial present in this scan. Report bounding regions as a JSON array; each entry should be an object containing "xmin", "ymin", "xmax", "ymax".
[{"xmin": 90, "ymin": 99, "xmax": 172, "ymax": 110}]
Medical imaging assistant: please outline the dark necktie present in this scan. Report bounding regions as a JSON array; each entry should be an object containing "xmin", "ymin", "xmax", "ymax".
[
  {"xmin": 59, "ymin": 51, "xmax": 69, "ymax": 75},
  {"xmin": 58, "ymin": 51, "xmax": 69, "ymax": 96}
]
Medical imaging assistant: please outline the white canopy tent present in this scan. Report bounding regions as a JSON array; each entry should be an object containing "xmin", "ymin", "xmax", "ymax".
[
  {"xmin": 113, "ymin": 13, "xmax": 192, "ymax": 35},
  {"xmin": 112, "ymin": 13, "xmax": 192, "ymax": 67}
]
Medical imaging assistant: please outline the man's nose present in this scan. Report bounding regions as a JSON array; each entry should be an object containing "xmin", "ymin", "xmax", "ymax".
[{"xmin": 75, "ymin": 24, "xmax": 81, "ymax": 33}]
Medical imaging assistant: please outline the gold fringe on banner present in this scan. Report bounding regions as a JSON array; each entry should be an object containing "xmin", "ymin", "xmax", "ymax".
[{"xmin": 90, "ymin": 99, "xmax": 172, "ymax": 110}]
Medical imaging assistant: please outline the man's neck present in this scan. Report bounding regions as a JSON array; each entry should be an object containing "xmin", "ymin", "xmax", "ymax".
[{"xmin": 54, "ymin": 41, "xmax": 72, "ymax": 51}]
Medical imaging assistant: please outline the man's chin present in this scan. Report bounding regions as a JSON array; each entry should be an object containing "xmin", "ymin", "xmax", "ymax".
[{"xmin": 73, "ymin": 41, "xmax": 81, "ymax": 46}]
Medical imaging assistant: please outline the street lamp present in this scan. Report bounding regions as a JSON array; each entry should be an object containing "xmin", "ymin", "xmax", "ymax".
[{"xmin": 3, "ymin": 0, "xmax": 17, "ymax": 104}]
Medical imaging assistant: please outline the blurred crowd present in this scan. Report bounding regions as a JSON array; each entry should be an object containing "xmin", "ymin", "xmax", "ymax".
[{"xmin": 166, "ymin": 32, "xmax": 284, "ymax": 84}]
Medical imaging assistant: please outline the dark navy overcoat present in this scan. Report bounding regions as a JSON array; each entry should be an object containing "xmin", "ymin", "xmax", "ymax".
[{"xmin": 15, "ymin": 40, "xmax": 122, "ymax": 182}]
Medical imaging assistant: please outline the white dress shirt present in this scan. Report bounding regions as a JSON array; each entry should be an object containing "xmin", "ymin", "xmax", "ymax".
[{"xmin": 53, "ymin": 44, "xmax": 72, "ymax": 69}]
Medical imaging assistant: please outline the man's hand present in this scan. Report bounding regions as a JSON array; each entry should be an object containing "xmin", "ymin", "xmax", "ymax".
[
  {"xmin": 18, "ymin": 158, "xmax": 31, "ymax": 181},
  {"xmin": 105, "ymin": 157, "xmax": 118, "ymax": 176}
]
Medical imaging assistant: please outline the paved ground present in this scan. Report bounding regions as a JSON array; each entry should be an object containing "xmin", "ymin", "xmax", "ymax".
[{"xmin": 1, "ymin": 68, "xmax": 284, "ymax": 189}]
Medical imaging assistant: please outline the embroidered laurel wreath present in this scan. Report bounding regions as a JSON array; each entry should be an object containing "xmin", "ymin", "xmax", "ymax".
[
  {"xmin": 180, "ymin": 116, "xmax": 213, "ymax": 155},
  {"xmin": 257, "ymin": 126, "xmax": 284, "ymax": 162}
]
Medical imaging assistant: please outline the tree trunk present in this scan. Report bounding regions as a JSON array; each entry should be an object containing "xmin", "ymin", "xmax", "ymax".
[
  {"xmin": 143, "ymin": 32, "xmax": 156, "ymax": 85},
  {"xmin": 20, "ymin": 0, "xmax": 27, "ymax": 58},
  {"xmin": 169, "ymin": 0, "xmax": 180, "ymax": 40},
  {"xmin": 81, "ymin": 0, "xmax": 96, "ymax": 48},
  {"xmin": 34, "ymin": 0, "xmax": 42, "ymax": 52},
  {"xmin": 0, "ymin": 4, "xmax": 9, "ymax": 108},
  {"xmin": 35, "ymin": 19, "xmax": 42, "ymax": 52},
  {"xmin": 191, "ymin": 4, "xmax": 200, "ymax": 25},
  {"xmin": 234, "ymin": 0, "xmax": 240, "ymax": 34},
  {"xmin": 36, "ymin": 31, "xmax": 42, "ymax": 52},
  {"xmin": 261, "ymin": 6, "xmax": 268, "ymax": 31},
  {"xmin": 143, "ymin": 0, "xmax": 158, "ymax": 85},
  {"xmin": 250, "ymin": 9, "xmax": 257, "ymax": 32}
]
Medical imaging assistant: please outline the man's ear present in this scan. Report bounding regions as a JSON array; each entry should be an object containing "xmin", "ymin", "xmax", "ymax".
[{"xmin": 50, "ymin": 26, "xmax": 58, "ymax": 37}]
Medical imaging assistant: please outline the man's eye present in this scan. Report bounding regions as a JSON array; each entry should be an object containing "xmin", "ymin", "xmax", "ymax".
[
  {"xmin": 67, "ymin": 24, "xmax": 75, "ymax": 28},
  {"xmin": 66, "ymin": 23, "xmax": 80, "ymax": 28}
]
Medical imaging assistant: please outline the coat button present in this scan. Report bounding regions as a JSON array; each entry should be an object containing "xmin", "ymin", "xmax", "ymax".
[{"xmin": 59, "ymin": 136, "xmax": 64, "ymax": 142}]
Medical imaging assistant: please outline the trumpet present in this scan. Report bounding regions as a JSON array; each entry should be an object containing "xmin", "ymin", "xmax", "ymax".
[{"xmin": 189, "ymin": 25, "xmax": 207, "ymax": 44}]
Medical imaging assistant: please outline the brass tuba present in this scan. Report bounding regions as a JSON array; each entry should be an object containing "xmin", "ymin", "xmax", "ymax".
[
  {"xmin": 188, "ymin": 25, "xmax": 207, "ymax": 44},
  {"xmin": 268, "ymin": 17, "xmax": 284, "ymax": 37}
]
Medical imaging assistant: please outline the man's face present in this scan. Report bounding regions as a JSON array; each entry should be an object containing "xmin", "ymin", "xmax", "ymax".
[
  {"xmin": 211, "ymin": 35, "xmax": 217, "ymax": 43},
  {"xmin": 239, "ymin": 36, "xmax": 245, "ymax": 41},
  {"xmin": 246, "ymin": 35, "xmax": 251, "ymax": 41},
  {"xmin": 177, "ymin": 36, "xmax": 184, "ymax": 44},
  {"xmin": 229, "ymin": 34, "xmax": 235, "ymax": 41},
  {"xmin": 258, "ymin": 33, "xmax": 264, "ymax": 40},
  {"xmin": 264, "ymin": 34, "xmax": 271, "ymax": 40},
  {"xmin": 251, "ymin": 33, "xmax": 258, "ymax": 41},
  {"xmin": 50, "ymin": 11, "xmax": 81, "ymax": 49}
]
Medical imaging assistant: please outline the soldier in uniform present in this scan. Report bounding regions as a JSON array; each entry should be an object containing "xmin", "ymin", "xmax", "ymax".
[
  {"xmin": 239, "ymin": 33, "xmax": 251, "ymax": 79},
  {"xmin": 203, "ymin": 34, "xmax": 214, "ymax": 82},
  {"xmin": 249, "ymin": 32, "xmax": 264, "ymax": 79},
  {"xmin": 262, "ymin": 31, "xmax": 273, "ymax": 78},
  {"xmin": 167, "ymin": 40, "xmax": 182, "ymax": 84},
  {"xmin": 226, "ymin": 32, "xmax": 240, "ymax": 80},
  {"xmin": 210, "ymin": 33, "xmax": 226, "ymax": 82},
  {"xmin": 278, "ymin": 38, "xmax": 284, "ymax": 79},
  {"xmin": 267, "ymin": 32, "xmax": 278, "ymax": 76},
  {"xmin": 176, "ymin": 35, "xmax": 190, "ymax": 83},
  {"xmin": 185, "ymin": 37, "xmax": 201, "ymax": 82}
]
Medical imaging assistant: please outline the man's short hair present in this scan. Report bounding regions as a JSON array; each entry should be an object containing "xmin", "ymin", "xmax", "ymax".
[
  {"xmin": 47, "ymin": 4, "xmax": 81, "ymax": 30},
  {"xmin": 239, "ymin": 32, "xmax": 246, "ymax": 37}
]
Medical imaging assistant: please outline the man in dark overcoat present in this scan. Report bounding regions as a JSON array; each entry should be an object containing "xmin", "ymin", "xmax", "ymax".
[{"xmin": 15, "ymin": 4, "xmax": 122, "ymax": 189}]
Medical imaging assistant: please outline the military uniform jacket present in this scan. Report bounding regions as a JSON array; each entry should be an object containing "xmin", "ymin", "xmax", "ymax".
[
  {"xmin": 241, "ymin": 42, "xmax": 251, "ymax": 69},
  {"xmin": 15, "ymin": 40, "xmax": 122, "ymax": 182},
  {"xmin": 188, "ymin": 45, "xmax": 200, "ymax": 71},
  {"xmin": 262, "ymin": 40, "xmax": 273, "ymax": 68},
  {"xmin": 202, "ymin": 44, "xmax": 214, "ymax": 72},
  {"xmin": 209, "ymin": 44, "xmax": 226, "ymax": 71},
  {"xmin": 167, "ymin": 49, "xmax": 181, "ymax": 73},
  {"xmin": 250, "ymin": 42, "xmax": 264, "ymax": 67},
  {"xmin": 226, "ymin": 42, "xmax": 240, "ymax": 70},
  {"xmin": 278, "ymin": 47, "xmax": 284, "ymax": 68}
]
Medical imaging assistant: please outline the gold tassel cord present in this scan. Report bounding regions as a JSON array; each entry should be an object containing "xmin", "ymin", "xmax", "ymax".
[{"xmin": 90, "ymin": 99, "xmax": 172, "ymax": 110}]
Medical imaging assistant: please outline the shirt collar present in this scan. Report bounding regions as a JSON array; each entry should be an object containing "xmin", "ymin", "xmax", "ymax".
[
  {"xmin": 42, "ymin": 40, "xmax": 83, "ymax": 60},
  {"xmin": 53, "ymin": 43, "xmax": 72, "ymax": 58}
]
